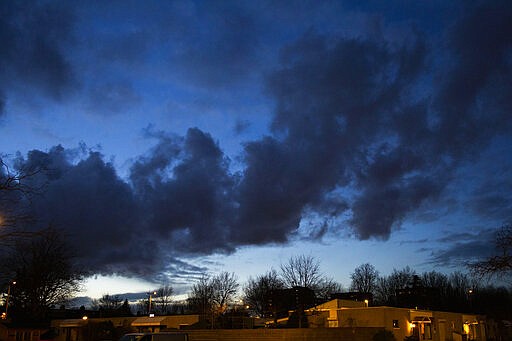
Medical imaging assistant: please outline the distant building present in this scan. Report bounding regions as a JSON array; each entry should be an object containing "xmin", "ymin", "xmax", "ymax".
[
  {"xmin": 130, "ymin": 315, "xmax": 200, "ymax": 333},
  {"xmin": 2, "ymin": 296, "xmax": 493, "ymax": 341},
  {"xmin": 0, "ymin": 321, "xmax": 50, "ymax": 341},
  {"xmin": 269, "ymin": 286, "xmax": 316, "ymax": 321},
  {"xmin": 303, "ymin": 299, "xmax": 487, "ymax": 341},
  {"xmin": 50, "ymin": 315, "xmax": 201, "ymax": 341}
]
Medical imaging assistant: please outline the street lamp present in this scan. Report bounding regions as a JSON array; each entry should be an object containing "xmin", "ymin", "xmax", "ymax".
[
  {"xmin": 4, "ymin": 281, "xmax": 16, "ymax": 319},
  {"xmin": 148, "ymin": 291, "xmax": 157, "ymax": 316}
]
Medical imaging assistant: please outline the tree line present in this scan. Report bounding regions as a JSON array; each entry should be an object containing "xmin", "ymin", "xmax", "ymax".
[
  {"xmin": 350, "ymin": 263, "xmax": 512, "ymax": 319},
  {"xmin": 0, "ymin": 226, "xmax": 511, "ymax": 322},
  {"xmin": 0, "ymin": 219, "xmax": 511, "ymax": 322},
  {"xmin": 1, "ymin": 161, "xmax": 511, "ymax": 322}
]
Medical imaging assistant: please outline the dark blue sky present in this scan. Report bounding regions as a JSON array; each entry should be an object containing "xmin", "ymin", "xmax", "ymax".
[{"xmin": 0, "ymin": 0, "xmax": 511, "ymax": 297}]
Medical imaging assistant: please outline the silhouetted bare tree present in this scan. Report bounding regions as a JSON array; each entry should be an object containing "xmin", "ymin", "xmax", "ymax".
[
  {"xmin": 280, "ymin": 255, "xmax": 322, "ymax": 289},
  {"xmin": 315, "ymin": 277, "xmax": 343, "ymax": 302},
  {"xmin": 154, "ymin": 284, "xmax": 174, "ymax": 315},
  {"xmin": 0, "ymin": 157, "xmax": 42, "ymax": 239},
  {"xmin": 211, "ymin": 272, "xmax": 239, "ymax": 313},
  {"xmin": 0, "ymin": 227, "xmax": 83, "ymax": 320},
  {"xmin": 243, "ymin": 269, "xmax": 284, "ymax": 317},
  {"xmin": 350, "ymin": 263, "xmax": 379, "ymax": 294},
  {"xmin": 187, "ymin": 271, "xmax": 239, "ymax": 325},
  {"xmin": 421, "ymin": 271, "xmax": 449, "ymax": 292},
  {"xmin": 280, "ymin": 255, "xmax": 342, "ymax": 302},
  {"xmin": 470, "ymin": 224, "xmax": 512, "ymax": 281},
  {"xmin": 188, "ymin": 275, "xmax": 212, "ymax": 314},
  {"xmin": 374, "ymin": 266, "xmax": 416, "ymax": 305},
  {"xmin": 91, "ymin": 294, "xmax": 122, "ymax": 310}
]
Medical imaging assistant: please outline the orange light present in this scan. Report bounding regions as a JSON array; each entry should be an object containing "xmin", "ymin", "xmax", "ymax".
[{"xmin": 463, "ymin": 323, "xmax": 470, "ymax": 334}]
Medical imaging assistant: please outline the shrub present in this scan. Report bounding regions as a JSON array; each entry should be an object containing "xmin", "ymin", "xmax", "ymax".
[{"xmin": 373, "ymin": 330, "xmax": 396, "ymax": 341}]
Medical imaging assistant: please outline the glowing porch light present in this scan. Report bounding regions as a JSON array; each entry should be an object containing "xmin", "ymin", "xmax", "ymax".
[{"xmin": 463, "ymin": 322, "xmax": 470, "ymax": 334}]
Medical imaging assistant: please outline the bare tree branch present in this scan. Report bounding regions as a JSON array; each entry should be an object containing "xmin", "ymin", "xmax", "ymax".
[
  {"xmin": 469, "ymin": 224, "xmax": 512, "ymax": 281},
  {"xmin": 211, "ymin": 272, "xmax": 239, "ymax": 313},
  {"xmin": 350, "ymin": 263, "xmax": 379, "ymax": 294},
  {"xmin": 0, "ymin": 227, "xmax": 83, "ymax": 320},
  {"xmin": 243, "ymin": 269, "xmax": 284, "ymax": 317},
  {"xmin": 154, "ymin": 284, "xmax": 174, "ymax": 314},
  {"xmin": 0, "ymin": 156, "xmax": 45, "ymax": 234},
  {"xmin": 280, "ymin": 255, "xmax": 322, "ymax": 289},
  {"xmin": 188, "ymin": 274, "xmax": 215, "ymax": 315}
]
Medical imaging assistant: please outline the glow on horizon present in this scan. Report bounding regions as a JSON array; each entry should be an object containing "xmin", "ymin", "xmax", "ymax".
[
  {"xmin": 81, "ymin": 275, "xmax": 158, "ymax": 299},
  {"xmin": 76, "ymin": 224, "xmax": 446, "ymax": 302}
]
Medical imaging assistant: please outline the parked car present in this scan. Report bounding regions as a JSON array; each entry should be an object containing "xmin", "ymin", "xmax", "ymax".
[
  {"xmin": 138, "ymin": 332, "xmax": 188, "ymax": 341},
  {"xmin": 118, "ymin": 333, "xmax": 144, "ymax": 341}
]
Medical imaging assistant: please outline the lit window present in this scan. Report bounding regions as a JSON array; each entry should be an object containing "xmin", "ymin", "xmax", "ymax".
[{"xmin": 393, "ymin": 320, "xmax": 399, "ymax": 328}]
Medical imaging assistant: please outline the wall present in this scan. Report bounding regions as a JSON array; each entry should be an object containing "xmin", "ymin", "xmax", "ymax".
[
  {"xmin": 336, "ymin": 307, "xmax": 412, "ymax": 341},
  {"xmin": 434, "ymin": 311, "xmax": 464, "ymax": 341},
  {"xmin": 185, "ymin": 327, "xmax": 383, "ymax": 341},
  {"xmin": 432, "ymin": 312, "xmax": 486, "ymax": 341}
]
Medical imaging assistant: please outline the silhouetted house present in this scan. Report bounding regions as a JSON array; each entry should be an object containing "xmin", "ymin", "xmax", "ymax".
[
  {"xmin": 50, "ymin": 315, "xmax": 202, "ymax": 341},
  {"xmin": 0, "ymin": 307, "xmax": 96, "ymax": 341},
  {"xmin": 131, "ymin": 315, "xmax": 200, "ymax": 333},
  {"xmin": 0, "ymin": 321, "xmax": 50, "ymax": 341},
  {"xmin": 41, "ymin": 303, "xmax": 491, "ymax": 341},
  {"xmin": 55, "ymin": 318, "xmax": 90, "ymax": 341},
  {"xmin": 270, "ymin": 287, "xmax": 315, "ymax": 321}
]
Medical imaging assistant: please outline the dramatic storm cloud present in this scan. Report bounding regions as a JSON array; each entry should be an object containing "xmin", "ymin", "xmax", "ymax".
[
  {"xmin": 239, "ymin": 1, "xmax": 512, "ymax": 241},
  {"xmin": 0, "ymin": 2, "xmax": 77, "ymax": 108},
  {"xmin": 1, "ymin": 1, "xmax": 511, "ymax": 284}
]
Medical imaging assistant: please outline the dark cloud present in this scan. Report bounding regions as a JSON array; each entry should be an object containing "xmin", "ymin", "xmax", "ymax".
[
  {"xmin": 237, "ymin": 0, "xmax": 512, "ymax": 240},
  {"xmin": 426, "ymin": 229, "xmax": 497, "ymax": 268},
  {"xmin": 0, "ymin": 2, "xmax": 77, "ymax": 102},
  {"xmin": 468, "ymin": 182, "xmax": 512, "ymax": 222},
  {"xmin": 236, "ymin": 31, "xmax": 434, "ymax": 240},
  {"xmin": 11, "ymin": 128, "xmax": 235, "ymax": 281},
  {"xmin": 233, "ymin": 120, "xmax": 251, "ymax": 135},
  {"xmin": 164, "ymin": 258, "xmax": 208, "ymax": 283},
  {"xmin": 432, "ymin": 1, "xmax": 512, "ymax": 158},
  {"xmin": 2, "ymin": 1, "xmax": 511, "ymax": 283},
  {"xmin": 17, "ymin": 146, "xmax": 145, "ymax": 275},
  {"xmin": 169, "ymin": 2, "xmax": 262, "ymax": 88},
  {"xmin": 0, "ymin": 1, "xmax": 269, "ymax": 117},
  {"xmin": 130, "ymin": 128, "xmax": 236, "ymax": 254}
]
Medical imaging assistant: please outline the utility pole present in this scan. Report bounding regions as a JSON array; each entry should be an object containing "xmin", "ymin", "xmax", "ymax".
[
  {"xmin": 3, "ymin": 281, "xmax": 16, "ymax": 319},
  {"xmin": 148, "ymin": 291, "xmax": 157, "ymax": 315}
]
